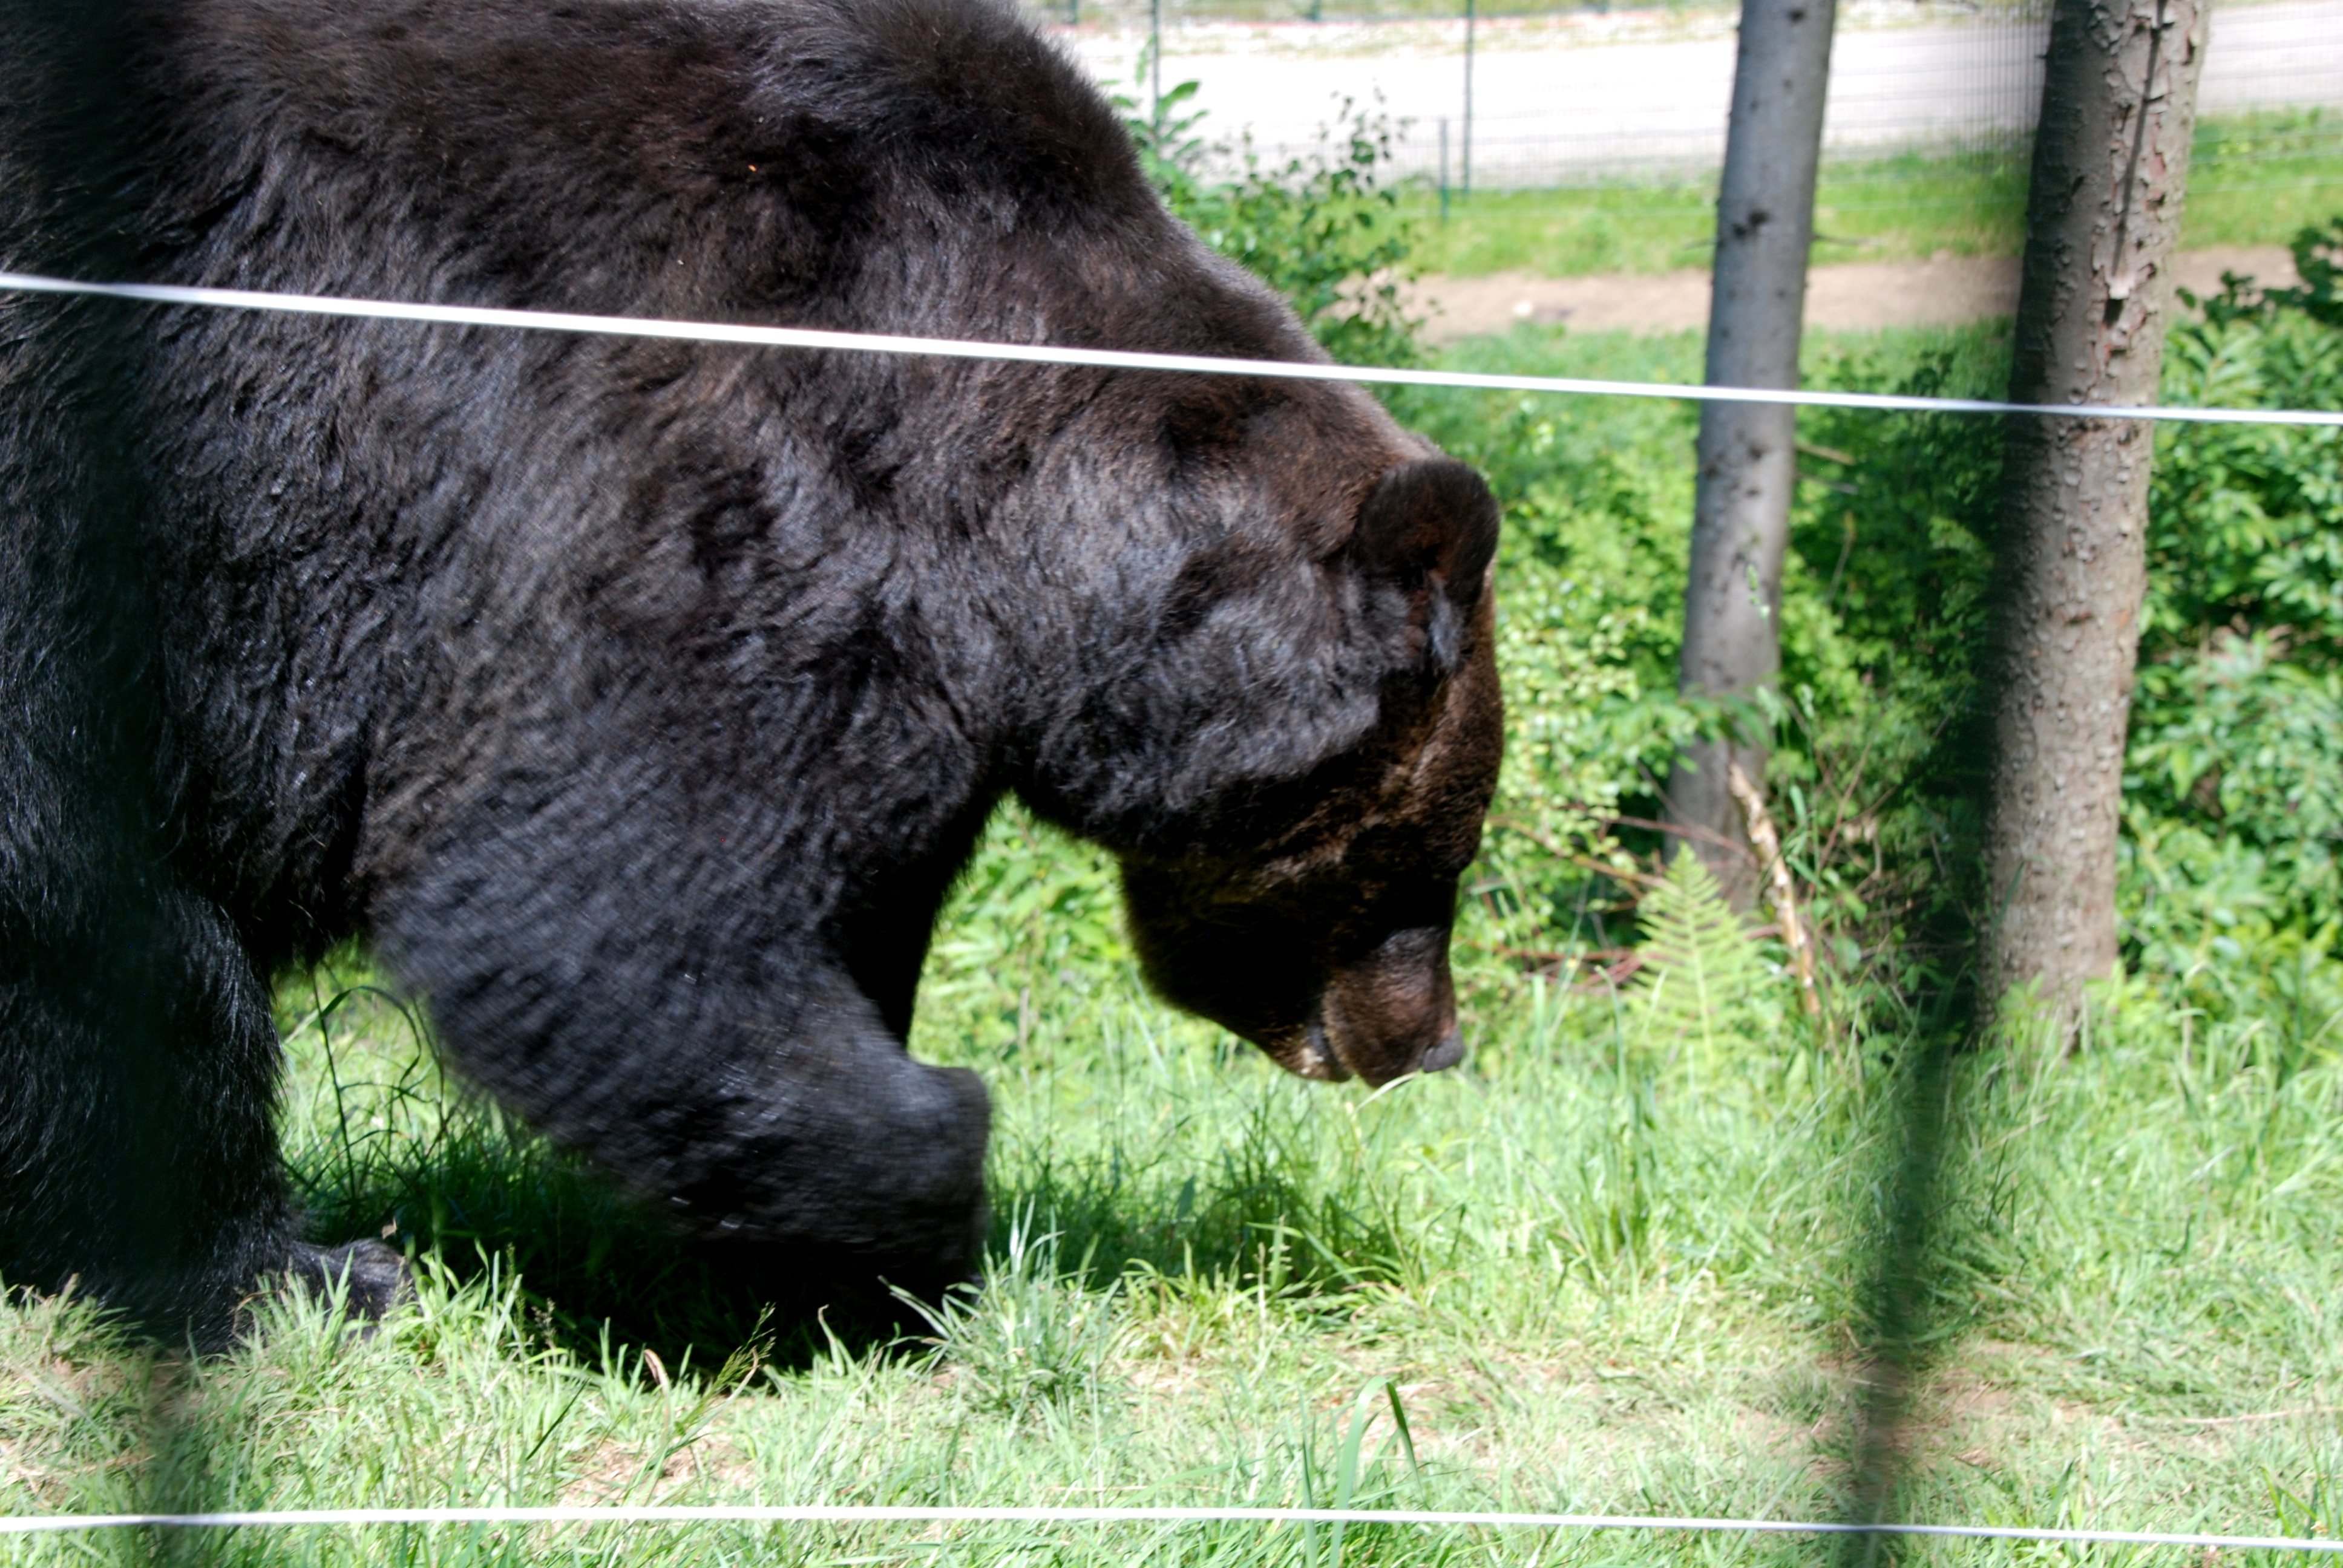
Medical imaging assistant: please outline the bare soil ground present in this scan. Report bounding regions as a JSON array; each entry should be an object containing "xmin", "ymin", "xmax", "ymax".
[{"xmin": 1410, "ymin": 246, "xmax": 2302, "ymax": 341}]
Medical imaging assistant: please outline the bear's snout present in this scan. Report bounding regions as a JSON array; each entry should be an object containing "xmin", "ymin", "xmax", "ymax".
[
  {"xmin": 1419, "ymin": 1023, "xmax": 1467, "ymax": 1074},
  {"xmin": 1314, "ymin": 925, "xmax": 1465, "ymax": 1085}
]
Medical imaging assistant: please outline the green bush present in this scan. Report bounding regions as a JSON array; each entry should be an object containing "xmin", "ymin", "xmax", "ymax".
[
  {"xmin": 1394, "ymin": 221, "xmax": 2343, "ymax": 1036},
  {"xmin": 2125, "ymin": 221, "xmax": 2343, "ymax": 998},
  {"xmin": 934, "ymin": 90, "xmax": 2343, "ymax": 1053},
  {"xmin": 1121, "ymin": 75, "xmax": 1421, "ymax": 367}
]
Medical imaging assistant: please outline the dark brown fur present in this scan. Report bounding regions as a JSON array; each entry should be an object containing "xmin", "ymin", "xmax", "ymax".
[{"xmin": 0, "ymin": 0, "xmax": 1501, "ymax": 1345}]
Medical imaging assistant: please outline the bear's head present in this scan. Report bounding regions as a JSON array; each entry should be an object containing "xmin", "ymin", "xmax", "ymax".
[{"xmin": 1114, "ymin": 454, "xmax": 1502, "ymax": 1086}]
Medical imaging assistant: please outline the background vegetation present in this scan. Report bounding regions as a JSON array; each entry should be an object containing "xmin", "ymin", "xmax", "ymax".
[
  {"xmin": 4, "ymin": 76, "xmax": 2342, "ymax": 1568},
  {"xmin": 1404, "ymin": 108, "xmax": 2343, "ymax": 277}
]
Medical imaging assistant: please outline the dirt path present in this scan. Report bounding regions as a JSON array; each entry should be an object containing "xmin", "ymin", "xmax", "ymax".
[{"xmin": 1410, "ymin": 247, "xmax": 2301, "ymax": 342}]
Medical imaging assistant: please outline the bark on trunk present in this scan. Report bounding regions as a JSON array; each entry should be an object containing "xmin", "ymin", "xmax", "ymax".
[
  {"xmin": 1666, "ymin": 0, "xmax": 1838, "ymax": 912},
  {"xmin": 1983, "ymin": 0, "xmax": 2206, "ymax": 1017}
]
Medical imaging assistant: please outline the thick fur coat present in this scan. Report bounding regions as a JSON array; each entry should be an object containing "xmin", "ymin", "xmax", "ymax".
[{"xmin": 0, "ymin": 0, "xmax": 1502, "ymax": 1345}]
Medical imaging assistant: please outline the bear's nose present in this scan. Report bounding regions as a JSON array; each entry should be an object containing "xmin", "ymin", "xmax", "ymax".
[
  {"xmin": 1317, "ymin": 925, "xmax": 1460, "ymax": 1084},
  {"xmin": 1419, "ymin": 1025, "xmax": 1466, "ymax": 1073}
]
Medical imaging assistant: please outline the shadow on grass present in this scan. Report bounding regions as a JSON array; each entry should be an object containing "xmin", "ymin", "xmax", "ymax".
[
  {"xmin": 295, "ymin": 1096, "xmax": 1414, "ymax": 1383},
  {"xmin": 287, "ymin": 977, "xmax": 1409, "ymax": 1381},
  {"xmin": 295, "ymin": 1112, "xmax": 934, "ymax": 1379},
  {"xmin": 994, "ymin": 1091, "xmax": 1427, "ymax": 1304}
]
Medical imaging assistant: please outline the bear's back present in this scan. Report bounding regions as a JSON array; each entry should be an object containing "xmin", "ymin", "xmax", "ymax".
[
  {"xmin": 126, "ymin": 0, "xmax": 1275, "ymax": 342},
  {"xmin": 0, "ymin": 0, "xmax": 1396, "ymax": 964}
]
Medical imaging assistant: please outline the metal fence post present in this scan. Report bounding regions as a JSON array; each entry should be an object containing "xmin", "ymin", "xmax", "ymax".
[
  {"xmin": 1462, "ymin": 0, "xmax": 1476, "ymax": 196},
  {"xmin": 1440, "ymin": 116, "xmax": 1452, "ymax": 222}
]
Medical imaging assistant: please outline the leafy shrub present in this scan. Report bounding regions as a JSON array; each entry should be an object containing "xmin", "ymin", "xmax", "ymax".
[
  {"xmin": 2157, "ymin": 238, "xmax": 2343, "ymax": 660},
  {"xmin": 1121, "ymin": 76, "xmax": 1421, "ymax": 367},
  {"xmin": 2125, "ymin": 635, "xmax": 2343, "ymax": 973},
  {"xmin": 2122, "ymin": 225, "xmax": 2343, "ymax": 993},
  {"xmin": 930, "ymin": 88, "xmax": 2343, "ymax": 1048},
  {"xmin": 1628, "ymin": 851, "xmax": 1782, "ymax": 1070}
]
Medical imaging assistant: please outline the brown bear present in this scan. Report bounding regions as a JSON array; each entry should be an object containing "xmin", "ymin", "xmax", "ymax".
[{"xmin": 0, "ymin": 0, "xmax": 1501, "ymax": 1347}]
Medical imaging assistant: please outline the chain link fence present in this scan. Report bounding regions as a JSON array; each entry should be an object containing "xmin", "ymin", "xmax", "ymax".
[{"xmin": 1028, "ymin": 0, "xmax": 2343, "ymax": 192}]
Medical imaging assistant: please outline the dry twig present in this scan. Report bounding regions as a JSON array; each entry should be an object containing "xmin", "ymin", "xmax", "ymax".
[{"xmin": 1726, "ymin": 761, "xmax": 1823, "ymax": 1022}]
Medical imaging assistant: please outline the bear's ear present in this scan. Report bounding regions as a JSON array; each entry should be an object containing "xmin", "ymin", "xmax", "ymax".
[{"xmin": 1350, "ymin": 457, "xmax": 1499, "ymax": 615}]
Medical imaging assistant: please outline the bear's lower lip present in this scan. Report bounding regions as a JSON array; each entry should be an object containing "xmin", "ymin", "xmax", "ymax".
[{"xmin": 1304, "ymin": 1017, "xmax": 1466, "ymax": 1082}]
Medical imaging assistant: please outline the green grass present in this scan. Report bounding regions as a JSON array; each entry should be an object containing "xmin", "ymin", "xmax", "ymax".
[
  {"xmin": 4, "ymin": 323, "xmax": 2342, "ymax": 1564},
  {"xmin": 1403, "ymin": 109, "xmax": 2343, "ymax": 277},
  {"xmin": 5, "ymin": 803, "xmax": 2340, "ymax": 1566}
]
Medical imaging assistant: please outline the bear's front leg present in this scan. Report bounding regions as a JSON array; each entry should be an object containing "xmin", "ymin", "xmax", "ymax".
[
  {"xmin": 382, "ymin": 884, "xmax": 992, "ymax": 1290},
  {"xmin": 620, "ymin": 968, "xmax": 992, "ymax": 1287}
]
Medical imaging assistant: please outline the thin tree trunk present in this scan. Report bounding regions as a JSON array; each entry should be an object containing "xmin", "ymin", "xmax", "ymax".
[
  {"xmin": 1666, "ymin": 0, "xmax": 1838, "ymax": 912},
  {"xmin": 1983, "ymin": 0, "xmax": 2206, "ymax": 1017}
]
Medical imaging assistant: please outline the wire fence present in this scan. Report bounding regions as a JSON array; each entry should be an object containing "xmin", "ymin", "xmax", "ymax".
[
  {"xmin": 7, "ymin": 272, "xmax": 2339, "ymax": 423},
  {"xmin": 9, "ymin": 1503, "xmax": 2343, "ymax": 1552},
  {"xmin": 1026, "ymin": 0, "xmax": 2343, "ymax": 190},
  {"xmin": 2, "ymin": 0, "xmax": 2338, "ymax": 1523}
]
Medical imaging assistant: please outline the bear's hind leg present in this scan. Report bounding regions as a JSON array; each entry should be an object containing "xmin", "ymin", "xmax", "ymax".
[{"xmin": 0, "ymin": 878, "xmax": 401, "ymax": 1348}]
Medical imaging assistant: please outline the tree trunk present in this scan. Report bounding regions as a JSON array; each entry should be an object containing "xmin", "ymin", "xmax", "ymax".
[
  {"xmin": 1666, "ymin": 0, "xmax": 1838, "ymax": 912},
  {"xmin": 1983, "ymin": 0, "xmax": 2206, "ymax": 1016}
]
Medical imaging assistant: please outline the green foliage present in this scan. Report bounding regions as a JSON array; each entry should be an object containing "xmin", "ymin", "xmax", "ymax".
[
  {"xmin": 1413, "ymin": 249, "xmax": 2343, "ymax": 1034},
  {"xmin": 1404, "ymin": 109, "xmax": 2343, "ymax": 283},
  {"xmin": 1627, "ymin": 852, "xmax": 1780, "ymax": 1067},
  {"xmin": 921, "ymin": 807, "xmax": 1126, "ymax": 1061},
  {"xmin": 2156, "ymin": 264, "xmax": 2343, "ymax": 655},
  {"xmin": 1121, "ymin": 74, "xmax": 1420, "ymax": 367},
  {"xmin": 1792, "ymin": 283, "xmax": 2343, "ymax": 1016},
  {"xmin": 894, "ymin": 1212, "xmax": 1125, "ymax": 1422},
  {"xmin": 1782, "ymin": 246, "xmax": 2343, "ymax": 1015},
  {"xmin": 2113, "ymin": 230, "xmax": 2343, "ymax": 999},
  {"xmin": 13, "ymin": 938, "xmax": 2343, "ymax": 1563},
  {"xmin": 2125, "ymin": 637, "xmax": 2343, "ymax": 972}
]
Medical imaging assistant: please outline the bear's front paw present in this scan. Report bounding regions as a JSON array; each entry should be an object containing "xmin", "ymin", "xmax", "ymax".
[{"xmin": 284, "ymin": 1240, "xmax": 411, "ymax": 1331}]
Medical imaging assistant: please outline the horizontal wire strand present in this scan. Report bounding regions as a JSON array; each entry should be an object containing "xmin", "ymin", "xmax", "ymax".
[
  {"xmin": 4, "ymin": 270, "xmax": 2339, "ymax": 427},
  {"xmin": 2, "ymin": 267, "xmax": 2338, "ymax": 1553},
  {"xmin": 0, "ymin": 1504, "xmax": 2339, "ymax": 1550}
]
